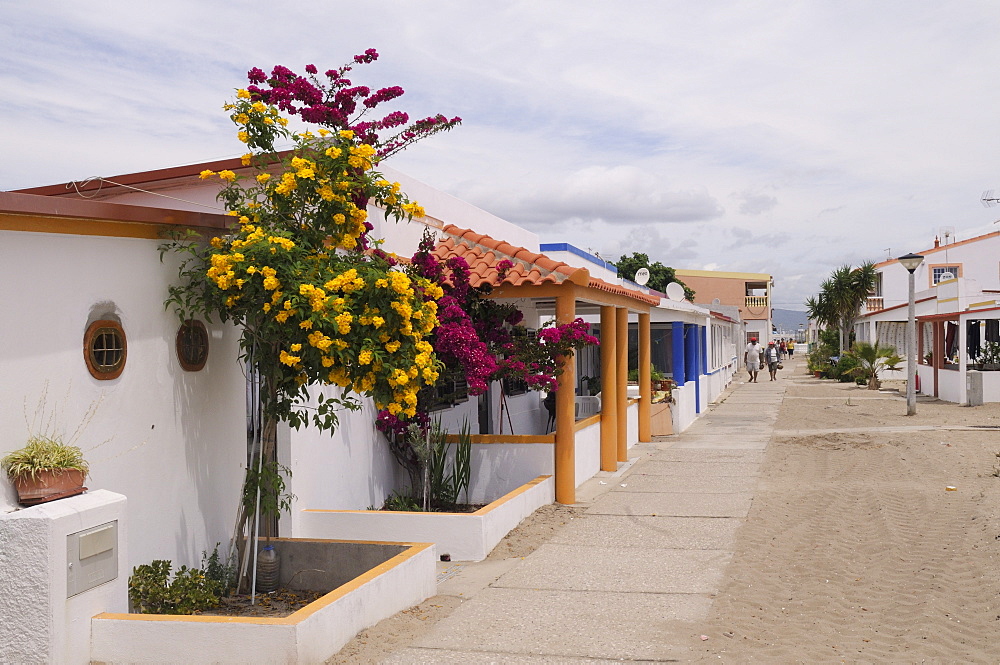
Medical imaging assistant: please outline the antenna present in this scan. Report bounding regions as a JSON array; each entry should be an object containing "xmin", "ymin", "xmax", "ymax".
[
  {"xmin": 939, "ymin": 226, "xmax": 955, "ymax": 245},
  {"xmin": 983, "ymin": 190, "xmax": 1000, "ymax": 207},
  {"xmin": 884, "ymin": 247, "xmax": 891, "ymax": 260}
]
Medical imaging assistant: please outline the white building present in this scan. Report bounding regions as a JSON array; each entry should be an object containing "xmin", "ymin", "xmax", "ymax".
[{"xmin": 857, "ymin": 230, "xmax": 1000, "ymax": 404}]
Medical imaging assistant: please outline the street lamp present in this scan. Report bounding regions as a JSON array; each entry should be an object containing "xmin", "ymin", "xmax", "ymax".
[{"xmin": 898, "ymin": 252, "xmax": 925, "ymax": 415}]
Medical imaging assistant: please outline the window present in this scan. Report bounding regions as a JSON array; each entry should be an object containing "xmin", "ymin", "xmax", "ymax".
[
  {"xmin": 428, "ymin": 370, "xmax": 469, "ymax": 411},
  {"xmin": 84, "ymin": 320, "xmax": 126, "ymax": 380},
  {"xmin": 931, "ymin": 265, "xmax": 961, "ymax": 284},
  {"xmin": 176, "ymin": 319, "xmax": 209, "ymax": 371}
]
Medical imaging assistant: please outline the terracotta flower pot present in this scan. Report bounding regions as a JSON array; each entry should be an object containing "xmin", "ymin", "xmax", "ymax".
[{"xmin": 13, "ymin": 469, "xmax": 87, "ymax": 505}]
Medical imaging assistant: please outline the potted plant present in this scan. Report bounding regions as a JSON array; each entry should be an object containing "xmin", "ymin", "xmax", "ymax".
[
  {"xmin": 649, "ymin": 364, "xmax": 666, "ymax": 391},
  {"xmin": 2, "ymin": 435, "xmax": 89, "ymax": 505},
  {"xmin": 981, "ymin": 342, "xmax": 1000, "ymax": 370}
]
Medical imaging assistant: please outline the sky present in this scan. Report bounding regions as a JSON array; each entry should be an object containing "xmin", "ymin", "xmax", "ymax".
[{"xmin": 5, "ymin": 1, "xmax": 1000, "ymax": 310}]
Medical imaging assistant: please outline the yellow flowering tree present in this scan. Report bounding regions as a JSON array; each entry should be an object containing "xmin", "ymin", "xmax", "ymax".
[{"xmin": 161, "ymin": 55, "xmax": 458, "ymax": 557}]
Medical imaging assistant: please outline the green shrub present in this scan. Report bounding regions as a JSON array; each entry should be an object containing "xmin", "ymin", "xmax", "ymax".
[
  {"xmin": 128, "ymin": 560, "xmax": 220, "ymax": 614},
  {"xmin": 381, "ymin": 490, "xmax": 421, "ymax": 511},
  {"xmin": 832, "ymin": 353, "xmax": 861, "ymax": 382},
  {"xmin": 201, "ymin": 543, "xmax": 235, "ymax": 596}
]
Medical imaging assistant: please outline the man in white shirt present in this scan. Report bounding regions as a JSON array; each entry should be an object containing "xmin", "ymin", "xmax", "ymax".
[{"xmin": 745, "ymin": 338, "xmax": 763, "ymax": 383}]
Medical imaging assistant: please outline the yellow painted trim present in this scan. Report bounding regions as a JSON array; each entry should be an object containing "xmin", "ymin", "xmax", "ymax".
[
  {"xmin": 444, "ymin": 434, "xmax": 555, "ymax": 444},
  {"xmin": 573, "ymin": 413, "xmax": 601, "ymax": 431},
  {"xmin": 673, "ymin": 268, "xmax": 771, "ymax": 280},
  {"xmin": 472, "ymin": 474, "xmax": 551, "ymax": 515},
  {"xmin": 938, "ymin": 297, "xmax": 958, "ymax": 303},
  {"xmin": 0, "ymin": 213, "xmax": 165, "ymax": 239},
  {"xmin": 302, "ymin": 475, "xmax": 553, "ymax": 518},
  {"xmin": 94, "ymin": 541, "xmax": 434, "ymax": 626},
  {"xmin": 286, "ymin": 543, "xmax": 433, "ymax": 622},
  {"xmin": 969, "ymin": 301, "xmax": 997, "ymax": 309}
]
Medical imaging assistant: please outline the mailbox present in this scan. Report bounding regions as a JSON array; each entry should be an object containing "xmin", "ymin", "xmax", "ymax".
[{"xmin": 67, "ymin": 521, "xmax": 118, "ymax": 597}]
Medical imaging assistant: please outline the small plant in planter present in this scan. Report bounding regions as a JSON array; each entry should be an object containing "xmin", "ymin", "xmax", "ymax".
[
  {"xmin": 2, "ymin": 435, "xmax": 89, "ymax": 505},
  {"xmin": 980, "ymin": 342, "xmax": 1000, "ymax": 370},
  {"xmin": 128, "ymin": 559, "xmax": 221, "ymax": 614}
]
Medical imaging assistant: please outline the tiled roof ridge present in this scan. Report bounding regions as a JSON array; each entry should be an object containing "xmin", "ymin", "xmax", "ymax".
[
  {"xmin": 437, "ymin": 224, "xmax": 660, "ymax": 306},
  {"xmin": 439, "ymin": 224, "xmax": 581, "ymax": 285}
]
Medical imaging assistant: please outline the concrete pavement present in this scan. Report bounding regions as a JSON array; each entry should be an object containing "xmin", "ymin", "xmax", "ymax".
[{"xmin": 383, "ymin": 362, "xmax": 789, "ymax": 663}]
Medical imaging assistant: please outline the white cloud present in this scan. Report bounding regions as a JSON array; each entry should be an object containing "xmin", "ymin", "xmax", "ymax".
[{"xmin": 5, "ymin": 0, "xmax": 1000, "ymax": 310}]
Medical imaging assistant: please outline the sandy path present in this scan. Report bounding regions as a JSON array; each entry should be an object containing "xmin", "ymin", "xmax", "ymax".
[
  {"xmin": 687, "ymin": 370, "xmax": 1000, "ymax": 663},
  {"xmin": 332, "ymin": 365, "xmax": 1000, "ymax": 662}
]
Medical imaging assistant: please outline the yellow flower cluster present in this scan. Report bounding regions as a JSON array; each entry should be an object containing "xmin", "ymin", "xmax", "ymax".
[
  {"xmin": 347, "ymin": 144, "xmax": 376, "ymax": 170},
  {"xmin": 274, "ymin": 172, "xmax": 298, "ymax": 195},
  {"xmin": 324, "ymin": 268, "xmax": 365, "ymax": 293}
]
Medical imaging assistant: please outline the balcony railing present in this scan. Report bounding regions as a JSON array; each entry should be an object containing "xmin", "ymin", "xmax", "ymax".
[
  {"xmin": 745, "ymin": 295, "xmax": 768, "ymax": 309},
  {"xmin": 866, "ymin": 296, "xmax": 884, "ymax": 311}
]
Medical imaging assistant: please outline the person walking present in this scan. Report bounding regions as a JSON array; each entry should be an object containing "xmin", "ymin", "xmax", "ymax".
[
  {"xmin": 765, "ymin": 340, "xmax": 781, "ymax": 381},
  {"xmin": 745, "ymin": 337, "xmax": 763, "ymax": 383},
  {"xmin": 787, "ymin": 338, "xmax": 795, "ymax": 357},
  {"xmin": 779, "ymin": 339, "xmax": 787, "ymax": 359}
]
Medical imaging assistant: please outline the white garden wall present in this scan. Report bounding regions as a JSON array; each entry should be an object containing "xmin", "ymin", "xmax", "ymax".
[{"xmin": 0, "ymin": 230, "xmax": 247, "ymax": 569}]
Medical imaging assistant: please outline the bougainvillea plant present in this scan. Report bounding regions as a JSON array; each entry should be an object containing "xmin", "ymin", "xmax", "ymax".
[{"xmin": 376, "ymin": 229, "xmax": 600, "ymax": 450}]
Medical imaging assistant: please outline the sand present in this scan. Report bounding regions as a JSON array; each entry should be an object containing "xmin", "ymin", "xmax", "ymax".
[
  {"xmin": 685, "ymin": 372, "xmax": 1000, "ymax": 663},
  {"xmin": 331, "ymin": 366, "xmax": 1000, "ymax": 663}
]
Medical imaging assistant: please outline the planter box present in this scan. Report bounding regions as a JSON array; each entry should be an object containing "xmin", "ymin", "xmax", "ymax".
[
  {"xmin": 14, "ymin": 468, "xmax": 87, "ymax": 505},
  {"xmin": 299, "ymin": 475, "xmax": 554, "ymax": 561},
  {"xmin": 91, "ymin": 538, "xmax": 435, "ymax": 664}
]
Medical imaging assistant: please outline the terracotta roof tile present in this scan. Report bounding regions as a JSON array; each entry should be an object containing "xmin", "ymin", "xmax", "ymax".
[{"xmin": 433, "ymin": 225, "xmax": 660, "ymax": 306}]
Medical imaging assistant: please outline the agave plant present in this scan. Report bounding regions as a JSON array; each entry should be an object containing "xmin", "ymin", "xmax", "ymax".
[{"xmin": 844, "ymin": 342, "xmax": 902, "ymax": 390}]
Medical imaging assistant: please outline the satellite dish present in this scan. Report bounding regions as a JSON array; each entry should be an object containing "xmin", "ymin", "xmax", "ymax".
[
  {"xmin": 634, "ymin": 268, "xmax": 650, "ymax": 286},
  {"xmin": 666, "ymin": 282, "xmax": 685, "ymax": 302},
  {"xmin": 712, "ymin": 298, "xmax": 721, "ymax": 305}
]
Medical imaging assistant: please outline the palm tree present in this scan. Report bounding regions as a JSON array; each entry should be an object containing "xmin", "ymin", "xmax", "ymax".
[
  {"xmin": 844, "ymin": 341, "xmax": 902, "ymax": 390},
  {"xmin": 808, "ymin": 262, "xmax": 877, "ymax": 354}
]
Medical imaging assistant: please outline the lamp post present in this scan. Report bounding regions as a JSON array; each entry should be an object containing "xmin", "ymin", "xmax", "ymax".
[{"xmin": 898, "ymin": 252, "xmax": 925, "ymax": 415}]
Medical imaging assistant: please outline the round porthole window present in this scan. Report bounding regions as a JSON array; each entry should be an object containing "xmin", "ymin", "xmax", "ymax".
[
  {"xmin": 176, "ymin": 319, "xmax": 209, "ymax": 371},
  {"xmin": 84, "ymin": 320, "xmax": 127, "ymax": 380}
]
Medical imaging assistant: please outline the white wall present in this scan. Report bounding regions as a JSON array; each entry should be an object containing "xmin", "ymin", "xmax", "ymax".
[
  {"xmin": 876, "ymin": 234, "xmax": 1000, "ymax": 313},
  {"xmin": 0, "ymin": 230, "xmax": 247, "ymax": 569},
  {"xmin": 575, "ymin": 422, "xmax": 601, "ymax": 483}
]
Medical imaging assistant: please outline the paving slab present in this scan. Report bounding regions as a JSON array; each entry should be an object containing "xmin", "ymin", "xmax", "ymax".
[
  {"xmin": 495, "ymin": 543, "xmax": 730, "ymax": 593},
  {"xmin": 588, "ymin": 491, "xmax": 753, "ymax": 518},
  {"xmin": 410, "ymin": 587, "xmax": 707, "ymax": 661},
  {"xmin": 666, "ymin": 436, "xmax": 770, "ymax": 449},
  {"xmin": 645, "ymin": 449, "xmax": 766, "ymax": 463},
  {"xmin": 549, "ymin": 514, "xmax": 742, "ymax": 550},
  {"xmin": 636, "ymin": 460, "xmax": 761, "ymax": 477},
  {"xmin": 614, "ymin": 473, "xmax": 758, "ymax": 494},
  {"xmin": 384, "ymin": 648, "xmax": 629, "ymax": 663}
]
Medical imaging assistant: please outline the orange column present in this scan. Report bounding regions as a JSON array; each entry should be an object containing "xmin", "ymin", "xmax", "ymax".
[
  {"xmin": 554, "ymin": 291, "xmax": 577, "ymax": 504},
  {"xmin": 638, "ymin": 312, "xmax": 651, "ymax": 442},
  {"xmin": 616, "ymin": 307, "xmax": 628, "ymax": 462},
  {"xmin": 600, "ymin": 305, "xmax": 618, "ymax": 472}
]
